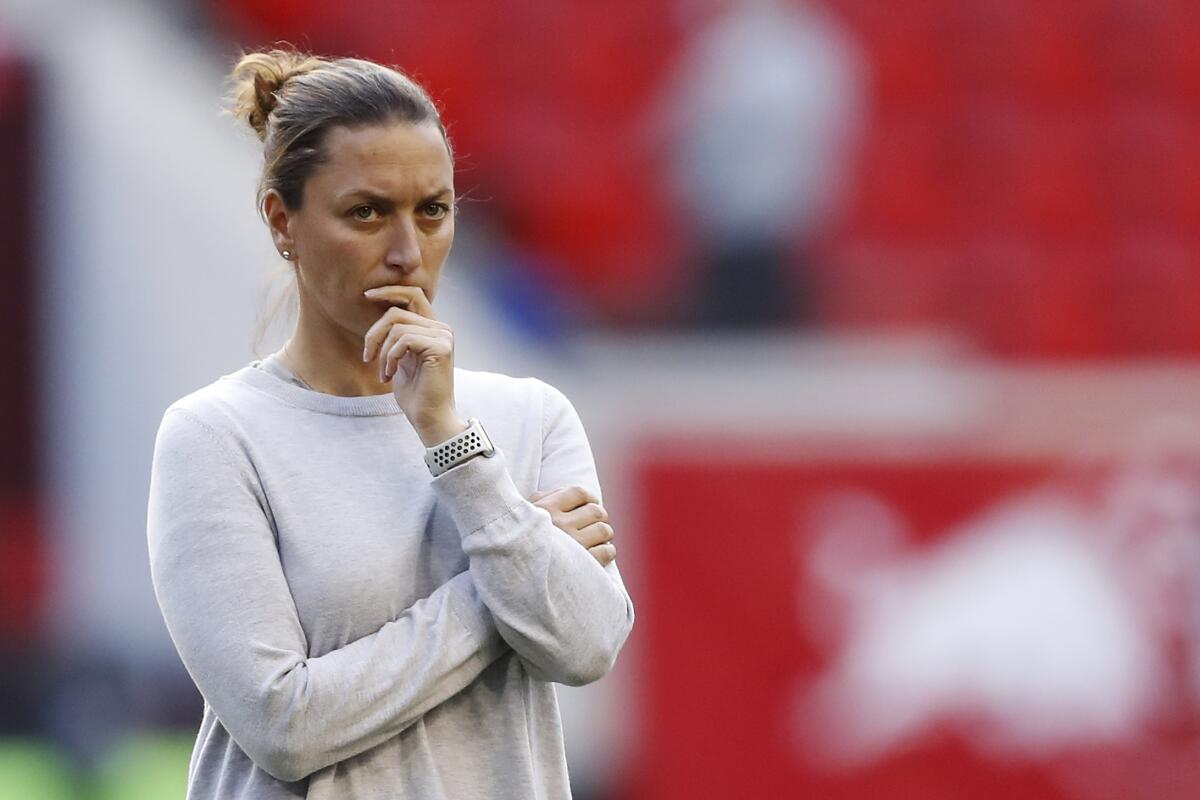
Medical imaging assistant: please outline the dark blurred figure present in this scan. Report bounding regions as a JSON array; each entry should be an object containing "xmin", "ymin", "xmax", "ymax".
[{"xmin": 653, "ymin": 0, "xmax": 865, "ymax": 328}]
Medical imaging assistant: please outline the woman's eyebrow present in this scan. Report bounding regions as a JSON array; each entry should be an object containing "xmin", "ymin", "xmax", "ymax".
[
  {"xmin": 337, "ymin": 187, "xmax": 453, "ymax": 205},
  {"xmin": 419, "ymin": 187, "xmax": 454, "ymax": 203},
  {"xmin": 337, "ymin": 189, "xmax": 394, "ymax": 205}
]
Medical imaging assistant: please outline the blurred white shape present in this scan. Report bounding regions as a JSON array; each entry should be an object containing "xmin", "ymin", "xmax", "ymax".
[
  {"xmin": 793, "ymin": 465, "xmax": 1200, "ymax": 766},
  {"xmin": 657, "ymin": 0, "xmax": 866, "ymax": 240}
]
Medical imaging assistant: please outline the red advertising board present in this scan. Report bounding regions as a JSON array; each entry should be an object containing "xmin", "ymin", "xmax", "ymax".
[{"xmin": 620, "ymin": 448, "xmax": 1200, "ymax": 800}]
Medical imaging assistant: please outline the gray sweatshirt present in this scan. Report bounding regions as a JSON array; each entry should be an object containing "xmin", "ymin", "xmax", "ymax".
[{"xmin": 146, "ymin": 355, "xmax": 634, "ymax": 799}]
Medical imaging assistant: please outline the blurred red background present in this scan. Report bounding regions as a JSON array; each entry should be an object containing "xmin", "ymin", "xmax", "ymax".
[{"xmin": 211, "ymin": 0, "xmax": 1200, "ymax": 354}]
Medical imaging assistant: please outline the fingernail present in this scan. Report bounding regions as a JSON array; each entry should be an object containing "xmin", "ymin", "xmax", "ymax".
[
  {"xmin": 363, "ymin": 289, "xmax": 377, "ymax": 296},
  {"xmin": 362, "ymin": 347, "xmax": 369, "ymax": 363}
]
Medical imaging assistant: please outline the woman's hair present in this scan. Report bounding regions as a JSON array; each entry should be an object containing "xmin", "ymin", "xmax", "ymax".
[
  {"xmin": 225, "ymin": 47, "xmax": 452, "ymax": 355},
  {"xmin": 227, "ymin": 47, "xmax": 452, "ymax": 215}
]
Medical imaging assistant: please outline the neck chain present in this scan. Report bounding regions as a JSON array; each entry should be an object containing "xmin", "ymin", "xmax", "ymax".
[{"xmin": 280, "ymin": 342, "xmax": 318, "ymax": 391}]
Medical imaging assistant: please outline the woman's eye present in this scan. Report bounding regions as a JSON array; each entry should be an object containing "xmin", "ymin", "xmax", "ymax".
[
  {"xmin": 352, "ymin": 205, "xmax": 378, "ymax": 221},
  {"xmin": 423, "ymin": 202, "xmax": 450, "ymax": 220}
]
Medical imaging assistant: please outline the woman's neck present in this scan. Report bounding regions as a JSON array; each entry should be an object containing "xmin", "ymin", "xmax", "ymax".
[{"xmin": 284, "ymin": 311, "xmax": 392, "ymax": 397}]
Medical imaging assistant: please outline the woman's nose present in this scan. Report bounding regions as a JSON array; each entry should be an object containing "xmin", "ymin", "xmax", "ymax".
[{"xmin": 384, "ymin": 218, "xmax": 422, "ymax": 272}]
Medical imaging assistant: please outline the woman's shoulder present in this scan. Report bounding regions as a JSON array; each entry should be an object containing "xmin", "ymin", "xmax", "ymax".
[
  {"xmin": 454, "ymin": 366, "xmax": 540, "ymax": 395},
  {"xmin": 453, "ymin": 368, "xmax": 573, "ymax": 422},
  {"xmin": 157, "ymin": 364, "xmax": 266, "ymax": 441},
  {"xmin": 150, "ymin": 368, "xmax": 279, "ymax": 490}
]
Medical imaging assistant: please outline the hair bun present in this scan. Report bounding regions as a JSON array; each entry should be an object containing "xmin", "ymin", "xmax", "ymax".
[{"xmin": 228, "ymin": 48, "xmax": 327, "ymax": 141}]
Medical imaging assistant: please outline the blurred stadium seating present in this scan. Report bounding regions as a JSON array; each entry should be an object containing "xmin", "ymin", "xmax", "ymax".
[{"xmin": 205, "ymin": 0, "xmax": 1200, "ymax": 354}]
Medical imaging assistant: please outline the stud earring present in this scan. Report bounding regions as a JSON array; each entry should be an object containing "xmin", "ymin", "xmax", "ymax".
[{"xmin": 281, "ymin": 249, "xmax": 293, "ymax": 260}]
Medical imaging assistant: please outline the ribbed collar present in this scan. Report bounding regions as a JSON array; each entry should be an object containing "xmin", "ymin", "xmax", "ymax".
[{"xmin": 229, "ymin": 353, "xmax": 405, "ymax": 417}]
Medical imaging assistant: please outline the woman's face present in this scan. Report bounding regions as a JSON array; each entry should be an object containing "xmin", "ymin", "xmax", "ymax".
[{"xmin": 266, "ymin": 120, "xmax": 455, "ymax": 340}]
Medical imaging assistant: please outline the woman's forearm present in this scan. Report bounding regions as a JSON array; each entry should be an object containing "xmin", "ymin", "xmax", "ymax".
[{"xmin": 148, "ymin": 409, "xmax": 508, "ymax": 782}]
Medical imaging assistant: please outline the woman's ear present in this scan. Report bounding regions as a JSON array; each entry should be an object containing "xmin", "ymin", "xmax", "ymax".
[{"xmin": 262, "ymin": 189, "xmax": 295, "ymax": 256}]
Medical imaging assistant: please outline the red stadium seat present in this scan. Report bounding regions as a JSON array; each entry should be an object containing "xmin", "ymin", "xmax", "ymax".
[
  {"xmin": 1109, "ymin": 232, "xmax": 1200, "ymax": 355},
  {"xmin": 820, "ymin": 238, "xmax": 958, "ymax": 329},
  {"xmin": 955, "ymin": 238, "xmax": 1115, "ymax": 358},
  {"xmin": 832, "ymin": 0, "xmax": 956, "ymax": 114},
  {"xmin": 842, "ymin": 116, "xmax": 960, "ymax": 241}
]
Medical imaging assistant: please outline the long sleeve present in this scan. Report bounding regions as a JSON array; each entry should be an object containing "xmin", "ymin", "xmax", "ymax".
[
  {"xmin": 146, "ymin": 409, "xmax": 507, "ymax": 783},
  {"xmin": 431, "ymin": 381, "xmax": 635, "ymax": 686}
]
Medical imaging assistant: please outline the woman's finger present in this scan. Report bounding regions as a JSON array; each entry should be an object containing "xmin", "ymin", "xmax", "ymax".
[
  {"xmin": 376, "ymin": 325, "xmax": 449, "ymax": 377},
  {"xmin": 574, "ymin": 521, "xmax": 614, "ymax": 549},
  {"xmin": 588, "ymin": 543, "xmax": 616, "ymax": 567},
  {"xmin": 363, "ymin": 305, "xmax": 449, "ymax": 363},
  {"xmin": 375, "ymin": 322, "xmax": 440, "ymax": 360},
  {"xmin": 383, "ymin": 333, "xmax": 448, "ymax": 381},
  {"xmin": 533, "ymin": 485, "xmax": 599, "ymax": 516},
  {"xmin": 374, "ymin": 305, "xmax": 450, "ymax": 331},
  {"xmin": 558, "ymin": 502, "xmax": 608, "ymax": 531},
  {"xmin": 363, "ymin": 285, "xmax": 437, "ymax": 320}
]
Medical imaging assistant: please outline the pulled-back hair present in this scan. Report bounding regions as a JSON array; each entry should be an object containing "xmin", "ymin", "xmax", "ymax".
[{"xmin": 227, "ymin": 47, "xmax": 451, "ymax": 215}]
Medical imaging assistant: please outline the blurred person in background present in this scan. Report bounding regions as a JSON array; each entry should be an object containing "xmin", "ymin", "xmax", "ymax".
[
  {"xmin": 146, "ymin": 48, "xmax": 634, "ymax": 799},
  {"xmin": 653, "ymin": 0, "xmax": 865, "ymax": 328}
]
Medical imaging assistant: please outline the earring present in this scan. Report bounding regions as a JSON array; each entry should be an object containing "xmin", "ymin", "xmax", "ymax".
[{"xmin": 281, "ymin": 249, "xmax": 293, "ymax": 260}]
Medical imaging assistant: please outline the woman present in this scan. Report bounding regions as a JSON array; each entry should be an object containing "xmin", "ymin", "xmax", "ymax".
[{"xmin": 146, "ymin": 49, "xmax": 634, "ymax": 799}]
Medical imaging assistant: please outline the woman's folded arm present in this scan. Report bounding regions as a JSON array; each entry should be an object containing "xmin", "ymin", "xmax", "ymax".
[
  {"xmin": 431, "ymin": 381, "xmax": 635, "ymax": 686},
  {"xmin": 147, "ymin": 409, "xmax": 507, "ymax": 782}
]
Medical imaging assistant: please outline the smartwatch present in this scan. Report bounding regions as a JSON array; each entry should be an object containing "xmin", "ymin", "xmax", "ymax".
[{"xmin": 424, "ymin": 418, "xmax": 496, "ymax": 476}]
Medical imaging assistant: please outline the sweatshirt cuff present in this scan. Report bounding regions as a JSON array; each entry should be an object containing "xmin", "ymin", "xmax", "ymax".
[{"xmin": 430, "ymin": 449, "xmax": 526, "ymax": 537}]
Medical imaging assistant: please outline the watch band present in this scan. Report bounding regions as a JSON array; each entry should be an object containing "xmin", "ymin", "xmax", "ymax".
[{"xmin": 424, "ymin": 418, "xmax": 496, "ymax": 476}]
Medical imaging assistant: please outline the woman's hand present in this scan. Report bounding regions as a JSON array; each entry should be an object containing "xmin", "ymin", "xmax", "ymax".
[
  {"xmin": 530, "ymin": 486, "xmax": 617, "ymax": 567},
  {"xmin": 362, "ymin": 286, "xmax": 465, "ymax": 445}
]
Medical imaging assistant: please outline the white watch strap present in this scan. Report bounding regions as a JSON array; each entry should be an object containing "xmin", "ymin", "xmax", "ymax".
[{"xmin": 424, "ymin": 418, "xmax": 495, "ymax": 476}]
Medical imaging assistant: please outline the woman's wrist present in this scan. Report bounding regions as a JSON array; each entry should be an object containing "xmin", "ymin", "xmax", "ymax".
[{"xmin": 414, "ymin": 412, "xmax": 469, "ymax": 447}]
